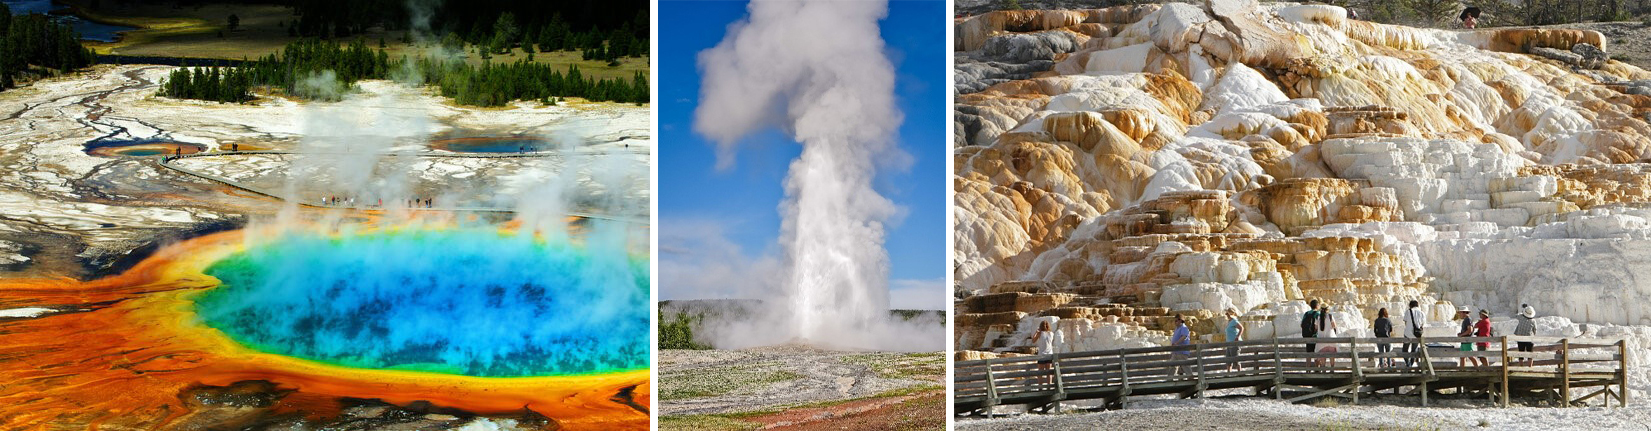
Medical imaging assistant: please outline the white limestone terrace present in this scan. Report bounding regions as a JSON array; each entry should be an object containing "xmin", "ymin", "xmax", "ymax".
[
  {"xmin": 952, "ymin": 0, "xmax": 1651, "ymax": 400},
  {"xmin": 0, "ymin": 64, "xmax": 651, "ymax": 277}
]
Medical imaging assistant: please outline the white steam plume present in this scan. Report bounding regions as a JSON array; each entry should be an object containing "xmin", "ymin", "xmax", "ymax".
[{"xmin": 692, "ymin": 0, "xmax": 939, "ymax": 351}]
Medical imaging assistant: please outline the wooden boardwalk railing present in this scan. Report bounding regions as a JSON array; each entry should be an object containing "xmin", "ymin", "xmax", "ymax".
[{"xmin": 955, "ymin": 336, "xmax": 1629, "ymax": 415}]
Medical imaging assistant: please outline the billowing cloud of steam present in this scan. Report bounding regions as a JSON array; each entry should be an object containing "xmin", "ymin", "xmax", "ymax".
[
  {"xmin": 222, "ymin": 0, "xmax": 650, "ymax": 380},
  {"xmin": 691, "ymin": 0, "xmax": 941, "ymax": 352}
]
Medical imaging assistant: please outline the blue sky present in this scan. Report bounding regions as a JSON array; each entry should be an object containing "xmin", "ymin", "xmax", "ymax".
[{"xmin": 657, "ymin": 0, "xmax": 946, "ymax": 310}]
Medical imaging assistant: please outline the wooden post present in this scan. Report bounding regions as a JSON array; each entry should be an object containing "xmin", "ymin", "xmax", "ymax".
[
  {"xmin": 984, "ymin": 358, "xmax": 999, "ymax": 406},
  {"xmin": 1118, "ymin": 351, "xmax": 1132, "ymax": 408},
  {"xmin": 1351, "ymin": 337, "xmax": 1362, "ymax": 404},
  {"xmin": 1273, "ymin": 337, "xmax": 1284, "ymax": 400},
  {"xmin": 1621, "ymin": 339, "xmax": 1630, "ymax": 408},
  {"xmin": 1195, "ymin": 347, "xmax": 1207, "ymax": 399},
  {"xmin": 1420, "ymin": 335, "xmax": 1431, "ymax": 407},
  {"xmin": 1561, "ymin": 338, "xmax": 1571, "ymax": 408},
  {"xmin": 1501, "ymin": 335, "xmax": 1510, "ymax": 408},
  {"xmin": 1052, "ymin": 352, "xmax": 1066, "ymax": 399}
]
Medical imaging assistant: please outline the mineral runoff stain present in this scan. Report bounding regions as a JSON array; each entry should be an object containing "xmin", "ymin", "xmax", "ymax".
[{"xmin": 0, "ymin": 227, "xmax": 650, "ymax": 429}]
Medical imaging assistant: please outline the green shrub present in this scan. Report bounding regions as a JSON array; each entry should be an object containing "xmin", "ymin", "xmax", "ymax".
[{"xmin": 660, "ymin": 311, "xmax": 712, "ymax": 350}]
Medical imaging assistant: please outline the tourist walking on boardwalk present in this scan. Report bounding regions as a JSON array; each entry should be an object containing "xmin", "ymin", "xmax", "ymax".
[
  {"xmin": 1224, "ymin": 308, "xmax": 1244, "ymax": 372},
  {"xmin": 1456, "ymin": 307, "xmax": 1474, "ymax": 367},
  {"xmin": 1405, "ymin": 300, "xmax": 1426, "ymax": 367},
  {"xmin": 1374, "ymin": 307, "xmax": 1394, "ymax": 368},
  {"xmin": 1031, "ymin": 320, "xmax": 1060, "ymax": 386},
  {"xmin": 1515, "ymin": 304, "xmax": 1537, "ymax": 366},
  {"xmin": 1171, "ymin": 315, "xmax": 1193, "ymax": 375},
  {"xmin": 1474, "ymin": 310, "xmax": 1493, "ymax": 367}
]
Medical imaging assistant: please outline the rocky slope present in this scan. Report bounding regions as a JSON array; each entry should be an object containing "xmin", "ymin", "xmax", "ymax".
[{"xmin": 951, "ymin": 0, "xmax": 1651, "ymax": 394}]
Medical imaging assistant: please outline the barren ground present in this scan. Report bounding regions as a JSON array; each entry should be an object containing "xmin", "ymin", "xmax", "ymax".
[
  {"xmin": 958, "ymin": 397, "xmax": 1651, "ymax": 431},
  {"xmin": 659, "ymin": 346, "xmax": 944, "ymax": 430}
]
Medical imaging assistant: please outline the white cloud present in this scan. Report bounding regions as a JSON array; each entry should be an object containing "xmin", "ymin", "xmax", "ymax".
[
  {"xmin": 657, "ymin": 217, "xmax": 786, "ymax": 302},
  {"xmin": 888, "ymin": 277, "xmax": 946, "ymax": 311}
]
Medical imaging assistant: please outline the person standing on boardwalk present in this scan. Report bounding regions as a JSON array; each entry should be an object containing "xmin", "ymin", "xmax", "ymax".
[
  {"xmin": 1456, "ymin": 307, "xmax": 1474, "ymax": 367},
  {"xmin": 1317, "ymin": 302, "xmax": 1340, "ymax": 368},
  {"xmin": 1515, "ymin": 304, "xmax": 1537, "ymax": 366},
  {"xmin": 1374, "ymin": 307, "xmax": 1394, "ymax": 368},
  {"xmin": 1473, "ymin": 310, "xmax": 1493, "ymax": 366},
  {"xmin": 1224, "ymin": 308, "xmax": 1244, "ymax": 372},
  {"xmin": 1405, "ymin": 300, "xmax": 1426, "ymax": 367},
  {"xmin": 1302, "ymin": 299, "xmax": 1321, "ymax": 356},
  {"xmin": 1031, "ymin": 320, "xmax": 1061, "ymax": 386}
]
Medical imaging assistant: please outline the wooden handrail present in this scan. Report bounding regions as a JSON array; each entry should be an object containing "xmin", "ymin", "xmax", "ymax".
[
  {"xmin": 953, "ymin": 336, "xmax": 1591, "ymax": 368},
  {"xmin": 956, "ymin": 336, "xmax": 1628, "ymax": 411}
]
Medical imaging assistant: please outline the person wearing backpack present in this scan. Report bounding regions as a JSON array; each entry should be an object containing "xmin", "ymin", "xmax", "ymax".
[
  {"xmin": 1515, "ymin": 304, "xmax": 1537, "ymax": 366},
  {"xmin": 1301, "ymin": 299, "xmax": 1320, "ymax": 356}
]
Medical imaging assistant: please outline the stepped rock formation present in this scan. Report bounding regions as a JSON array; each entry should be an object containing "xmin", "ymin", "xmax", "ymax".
[{"xmin": 954, "ymin": 0, "xmax": 1651, "ymax": 365}]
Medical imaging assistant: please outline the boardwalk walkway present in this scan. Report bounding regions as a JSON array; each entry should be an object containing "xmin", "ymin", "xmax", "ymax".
[{"xmin": 955, "ymin": 336, "xmax": 1629, "ymax": 415}]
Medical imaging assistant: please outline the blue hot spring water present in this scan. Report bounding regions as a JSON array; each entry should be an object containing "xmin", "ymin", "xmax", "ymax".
[{"xmin": 192, "ymin": 229, "xmax": 649, "ymax": 377}]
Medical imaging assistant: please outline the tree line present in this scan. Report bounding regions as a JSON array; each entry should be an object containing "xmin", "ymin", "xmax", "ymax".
[
  {"xmin": 277, "ymin": 0, "xmax": 648, "ymax": 64},
  {"xmin": 160, "ymin": 38, "xmax": 648, "ymax": 106},
  {"xmin": 414, "ymin": 56, "xmax": 649, "ymax": 107},
  {"xmin": 1341, "ymin": 0, "xmax": 1651, "ymax": 28},
  {"xmin": 0, "ymin": 3, "xmax": 97, "ymax": 90},
  {"xmin": 442, "ymin": 12, "xmax": 648, "ymax": 63}
]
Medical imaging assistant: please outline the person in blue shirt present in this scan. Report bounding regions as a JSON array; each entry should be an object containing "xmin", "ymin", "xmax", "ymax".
[
  {"xmin": 1224, "ymin": 307, "xmax": 1244, "ymax": 372},
  {"xmin": 1171, "ymin": 314, "xmax": 1193, "ymax": 375}
]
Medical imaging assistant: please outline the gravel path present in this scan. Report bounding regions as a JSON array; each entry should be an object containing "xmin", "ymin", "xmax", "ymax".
[
  {"xmin": 659, "ymin": 345, "xmax": 942, "ymax": 416},
  {"xmin": 958, "ymin": 397, "xmax": 1651, "ymax": 431}
]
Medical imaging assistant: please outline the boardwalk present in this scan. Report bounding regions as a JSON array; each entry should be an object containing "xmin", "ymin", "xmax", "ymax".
[{"xmin": 955, "ymin": 336, "xmax": 1629, "ymax": 415}]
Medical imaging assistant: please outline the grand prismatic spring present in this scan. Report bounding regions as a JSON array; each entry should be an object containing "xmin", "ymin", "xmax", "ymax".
[{"xmin": 0, "ymin": 57, "xmax": 652, "ymax": 427}]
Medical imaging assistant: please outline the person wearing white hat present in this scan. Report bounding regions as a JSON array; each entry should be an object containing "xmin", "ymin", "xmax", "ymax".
[
  {"xmin": 1515, "ymin": 304, "xmax": 1537, "ymax": 366},
  {"xmin": 1455, "ymin": 306, "xmax": 1473, "ymax": 367}
]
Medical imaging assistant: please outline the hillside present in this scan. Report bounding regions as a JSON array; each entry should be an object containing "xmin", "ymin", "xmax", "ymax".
[{"xmin": 952, "ymin": 0, "xmax": 1651, "ymax": 405}]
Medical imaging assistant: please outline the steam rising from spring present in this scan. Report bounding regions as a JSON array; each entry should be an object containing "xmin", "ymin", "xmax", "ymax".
[{"xmin": 694, "ymin": 0, "xmax": 939, "ymax": 351}]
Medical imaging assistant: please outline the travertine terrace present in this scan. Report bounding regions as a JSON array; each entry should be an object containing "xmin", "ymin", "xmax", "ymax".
[{"xmin": 952, "ymin": 0, "xmax": 1651, "ymax": 383}]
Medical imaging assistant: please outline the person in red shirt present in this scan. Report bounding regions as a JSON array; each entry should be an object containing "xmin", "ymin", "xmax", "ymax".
[{"xmin": 1473, "ymin": 310, "xmax": 1493, "ymax": 367}]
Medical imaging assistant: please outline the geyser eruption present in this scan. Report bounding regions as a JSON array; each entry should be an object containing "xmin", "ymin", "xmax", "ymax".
[{"xmin": 694, "ymin": 0, "xmax": 936, "ymax": 351}]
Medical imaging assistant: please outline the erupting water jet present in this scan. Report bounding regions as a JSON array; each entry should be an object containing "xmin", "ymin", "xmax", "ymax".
[{"xmin": 688, "ymin": 0, "xmax": 943, "ymax": 352}]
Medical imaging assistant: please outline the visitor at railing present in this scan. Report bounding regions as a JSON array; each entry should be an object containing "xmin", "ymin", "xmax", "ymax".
[
  {"xmin": 1374, "ymin": 307, "xmax": 1393, "ymax": 368},
  {"xmin": 1515, "ymin": 304, "xmax": 1537, "ymax": 366},
  {"xmin": 1171, "ymin": 315, "xmax": 1192, "ymax": 374},
  {"xmin": 1455, "ymin": 306, "xmax": 1474, "ymax": 367},
  {"xmin": 1301, "ymin": 299, "xmax": 1321, "ymax": 356},
  {"xmin": 1473, "ymin": 309, "xmax": 1494, "ymax": 367},
  {"xmin": 1316, "ymin": 301, "xmax": 1341, "ymax": 368},
  {"xmin": 1031, "ymin": 320, "xmax": 1060, "ymax": 385},
  {"xmin": 1404, "ymin": 300, "xmax": 1425, "ymax": 367},
  {"xmin": 1224, "ymin": 307, "xmax": 1244, "ymax": 372}
]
